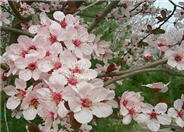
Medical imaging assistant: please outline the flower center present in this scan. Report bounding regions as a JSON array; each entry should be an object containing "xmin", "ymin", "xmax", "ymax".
[
  {"xmin": 71, "ymin": 67, "xmax": 82, "ymax": 74},
  {"xmin": 54, "ymin": 62, "xmax": 62, "ymax": 70},
  {"xmin": 81, "ymin": 98, "xmax": 92, "ymax": 108},
  {"xmin": 49, "ymin": 34, "xmax": 57, "ymax": 43},
  {"xmin": 175, "ymin": 55, "xmax": 182, "ymax": 62},
  {"xmin": 49, "ymin": 112, "xmax": 55, "ymax": 121},
  {"xmin": 30, "ymin": 98, "xmax": 39, "ymax": 107},
  {"xmin": 72, "ymin": 39, "xmax": 81, "ymax": 47},
  {"xmin": 150, "ymin": 112, "xmax": 157, "ymax": 119},
  {"xmin": 158, "ymin": 43, "xmax": 166, "ymax": 47},
  {"xmin": 21, "ymin": 50, "xmax": 28, "ymax": 58},
  {"xmin": 178, "ymin": 111, "xmax": 184, "ymax": 118},
  {"xmin": 128, "ymin": 108, "xmax": 135, "ymax": 116},
  {"xmin": 122, "ymin": 100, "xmax": 128, "ymax": 106},
  {"xmin": 59, "ymin": 20, "xmax": 67, "ymax": 28},
  {"xmin": 122, "ymin": 3, "xmax": 128, "ymax": 9},
  {"xmin": 46, "ymin": 51, "xmax": 50, "ymax": 56},
  {"xmin": 67, "ymin": 77, "xmax": 78, "ymax": 86},
  {"xmin": 53, "ymin": 92, "xmax": 62, "ymax": 104},
  {"xmin": 29, "ymin": 45, "xmax": 37, "ymax": 51},
  {"xmin": 27, "ymin": 62, "xmax": 37, "ymax": 71},
  {"xmin": 17, "ymin": 90, "xmax": 26, "ymax": 99}
]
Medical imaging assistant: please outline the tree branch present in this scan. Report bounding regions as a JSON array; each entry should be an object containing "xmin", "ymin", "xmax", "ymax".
[
  {"xmin": 8, "ymin": 1, "xmax": 31, "ymax": 21},
  {"xmin": 88, "ymin": 1, "xmax": 119, "ymax": 33},
  {"xmin": 138, "ymin": 1, "xmax": 177, "ymax": 43},
  {"xmin": 98, "ymin": 59, "xmax": 167, "ymax": 78},
  {"xmin": 104, "ymin": 67, "xmax": 184, "ymax": 87},
  {"xmin": 1, "ymin": 26, "xmax": 34, "ymax": 38}
]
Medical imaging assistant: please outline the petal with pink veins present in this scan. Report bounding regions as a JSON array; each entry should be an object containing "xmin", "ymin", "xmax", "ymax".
[
  {"xmin": 74, "ymin": 108, "xmax": 93, "ymax": 124},
  {"xmin": 19, "ymin": 69, "xmax": 32, "ymax": 81},
  {"xmin": 7, "ymin": 96, "xmax": 20, "ymax": 110},
  {"xmin": 174, "ymin": 99, "xmax": 183, "ymax": 111},
  {"xmin": 23, "ymin": 106, "xmax": 37, "ymax": 120},
  {"xmin": 91, "ymin": 103, "xmax": 113, "ymax": 118},
  {"xmin": 3, "ymin": 85, "xmax": 17, "ymax": 96},
  {"xmin": 122, "ymin": 114, "xmax": 132, "ymax": 125}
]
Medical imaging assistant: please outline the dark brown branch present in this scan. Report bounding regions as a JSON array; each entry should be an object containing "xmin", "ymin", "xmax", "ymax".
[
  {"xmin": 88, "ymin": 1, "xmax": 119, "ymax": 33},
  {"xmin": 138, "ymin": 1, "xmax": 177, "ymax": 43},
  {"xmin": 104, "ymin": 68, "xmax": 184, "ymax": 87},
  {"xmin": 98, "ymin": 59, "xmax": 167, "ymax": 78},
  {"xmin": 1, "ymin": 26, "xmax": 34, "ymax": 38}
]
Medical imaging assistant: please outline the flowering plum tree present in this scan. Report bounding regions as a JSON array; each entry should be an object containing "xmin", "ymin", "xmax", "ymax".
[{"xmin": 0, "ymin": 0, "xmax": 184, "ymax": 132}]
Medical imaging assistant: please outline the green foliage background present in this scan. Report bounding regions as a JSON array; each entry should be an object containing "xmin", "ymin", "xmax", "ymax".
[{"xmin": 1, "ymin": 3, "xmax": 184, "ymax": 132}]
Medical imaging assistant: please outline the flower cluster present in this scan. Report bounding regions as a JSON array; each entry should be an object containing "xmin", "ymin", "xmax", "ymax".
[
  {"xmin": 120, "ymin": 91, "xmax": 184, "ymax": 132},
  {"xmin": 2, "ymin": 11, "xmax": 117, "ymax": 131}
]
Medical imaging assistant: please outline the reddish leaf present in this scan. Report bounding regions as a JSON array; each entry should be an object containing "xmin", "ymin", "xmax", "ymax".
[
  {"xmin": 106, "ymin": 64, "xmax": 116, "ymax": 73},
  {"xmin": 147, "ymin": 25, "xmax": 152, "ymax": 31},
  {"xmin": 69, "ymin": 112, "xmax": 81, "ymax": 130},
  {"xmin": 28, "ymin": 123, "xmax": 41, "ymax": 132},
  {"xmin": 65, "ymin": 1, "xmax": 78, "ymax": 13},
  {"xmin": 161, "ymin": 10, "xmax": 167, "ymax": 19}
]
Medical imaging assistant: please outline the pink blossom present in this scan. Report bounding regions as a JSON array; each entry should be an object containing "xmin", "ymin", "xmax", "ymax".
[
  {"xmin": 3, "ymin": 79, "xmax": 27, "ymax": 110},
  {"xmin": 168, "ymin": 99, "xmax": 184, "ymax": 128},
  {"xmin": 120, "ymin": 91, "xmax": 144, "ymax": 124},
  {"xmin": 136, "ymin": 103, "xmax": 171, "ymax": 132},
  {"xmin": 68, "ymin": 84, "xmax": 115, "ymax": 124},
  {"xmin": 165, "ymin": 48, "xmax": 184, "ymax": 70},
  {"xmin": 0, "ymin": 10, "xmax": 10, "ymax": 26},
  {"xmin": 142, "ymin": 82, "xmax": 170, "ymax": 93}
]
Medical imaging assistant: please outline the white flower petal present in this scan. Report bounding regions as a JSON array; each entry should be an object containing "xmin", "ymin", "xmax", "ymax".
[
  {"xmin": 3, "ymin": 85, "xmax": 16, "ymax": 96},
  {"xmin": 91, "ymin": 103, "xmax": 113, "ymax": 118},
  {"xmin": 122, "ymin": 114, "xmax": 132, "ymax": 125},
  {"xmin": 57, "ymin": 102, "xmax": 68, "ymax": 118},
  {"xmin": 23, "ymin": 107, "xmax": 37, "ymax": 120},
  {"xmin": 176, "ymin": 117, "xmax": 184, "ymax": 128},
  {"xmin": 147, "ymin": 119, "xmax": 160, "ymax": 132},
  {"xmin": 157, "ymin": 114, "xmax": 171, "ymax": 125},
  {"xmin": 19, "ymin": 69, "xmax": 32, "ymax": 81},
  {"xmin": 15, "ymin": 78, "xmax": 26, "ymax": 89},
  {"xmin": 174, "ymin": 99, "xmax": 183, "ymax": 111},
  {"xmin": 155, "ymin": 103, "xmax": 167, "ymax": 114},
  {"xmin": 74, "ymin": 108, "xmax": 93, "ymax": 124},
  {"xmin": 7, "ymin": 96, "xmax": 20, "ymax": 110},
  {"xmin": 168, "ymin": 108, "xmax": 177, "ymax": 118},
  {"xmin": 53, "ymin": 11, "xmax": 65, "ymax": 22}
]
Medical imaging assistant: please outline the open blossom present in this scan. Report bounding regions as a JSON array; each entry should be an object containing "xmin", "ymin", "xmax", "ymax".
[
  {"xmin": 168, "ymin": 99, "xmax": 184, "ymax": 128},
  {"xmin": 142, "ymin": 82, "xmax": 170, "ymax": 93},
  {"xmin": 120, "ymin": 91, "xmax": 144, "ymax": 124},
  {"xmin": 136, "ymin": 103, "xmax": 171, "ymax": 132},
  {"xmin": 68, "ymin": 82, "xmax": 115, "ymax": 124},
  {"xmin": 3, "ymin": 79, "xmax": 27, "ymax": 110},
  {"xmin": 165, "ymin": 48, "xmax": 184, "ymax": 70}
]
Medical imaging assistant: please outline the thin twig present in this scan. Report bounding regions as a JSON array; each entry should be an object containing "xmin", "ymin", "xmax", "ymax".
[
  {"xmin": 74, "ymin": 1, "xmax": 101, "ymax": 15},
  {"xmin": 1, "ymin": 26, "xmax": 34, "ymax": 38},
  {"xmin": 98, "ymin": 59, "xmax": 167, "ymax": 78},
  {"xmin": 4, "ymin": 103, "xmax": 10, "ymax": 132},
  {"xmin": 0, "ymin": 5, "xmax": 15, "ymax": 16},
  {"xmin": 104, "ymin": 67, "xmax": 184, "ymax": 87},
  {"xmin": 138, "ymin": 1, "xmax": 177, "ymax": 43},
  {"xmin": 88, "ymin": 1, "xmax": 119, "ymax": 33}
]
